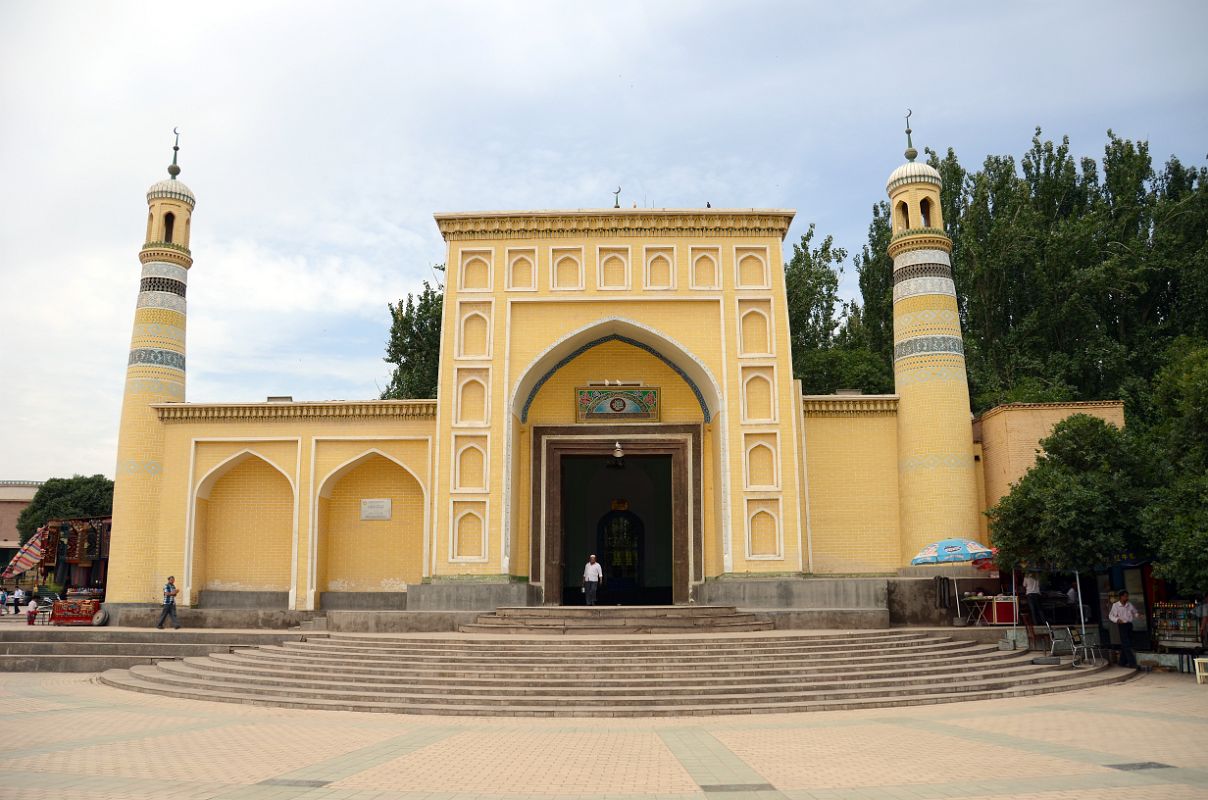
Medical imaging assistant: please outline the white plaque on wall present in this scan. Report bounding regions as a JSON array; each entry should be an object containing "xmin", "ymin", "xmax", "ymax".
[{"xmin": 360, "ymin": 498, "xmax": 392, "ymax": 520}]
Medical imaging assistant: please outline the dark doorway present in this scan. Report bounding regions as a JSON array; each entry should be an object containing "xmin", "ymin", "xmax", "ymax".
[{"xmin": 560, "ymin": 454, "xmax": 673, "ymax": 605}]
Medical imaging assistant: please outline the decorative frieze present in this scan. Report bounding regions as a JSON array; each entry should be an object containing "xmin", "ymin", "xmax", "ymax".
[
  {"xmin": 152, "ymin": 399, "xmax": 438, "ymax": 422},
  {"xmin": 435, "ymin": 210, "xmax": 795, "ymax": 242},
  {"xmin": 892, "ymin": 248, "xmax": 951, "ymax": 270},
  {"xmin": 128, "ymin": 348, "xmax": 185, "ymax": 371},
  {"xmin": 801, "ymin": 395, "xmax": 898, "ymax": 417},
  {"xmin": 893, "ymin": 276, "xmax": 956, "ymax": 303}
]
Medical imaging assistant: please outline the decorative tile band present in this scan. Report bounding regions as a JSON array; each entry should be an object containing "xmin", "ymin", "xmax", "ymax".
[
  {"xmin": 118, "ymin": 459, "xmax": 163, "ymax": 476},
  {"xmin": 895, "ymin": 308, "xmax": 959, "ymax": 328},
  {"xmin": 520, "ymin": 333, "xmax": 710, "ymax": 423},
  {"xmin": 126, "ymin": 378, "xmax": 185, "ymax": 399},
  {"xmin": 894, "ymin": 335, "xmax": 964, "ymax": 362},
  {"xmin": 900, "ymin": 452, "xmax": 974, "ymax": 472},
  {"xmin": 132, "ymin": 323, "xmax": 186, "ymax": 343},
  {"xmin": 894, "ymin": 366, "xmax": 967, "ymax": 387},
  {"xmin": 128, "ymin": 348, "xmax": 185, "ymax": 371},
  {"xmin": 892, "ymin": 248, "xmax": 951, "ymax": 270},
  {"xmin": 139, "ymin": 276, "xmax": 187, "ymax": 297},
  {"xmin": 136, "ymin": 291, "xmax": 186, "ymax": 314},
  {"xmin": 893, "ymin": 263, "xmax": 952, "ymax": 285},
  {"xmin": 140, "ymin": 261, "xmax": 188, "ymax": 283},
  {"xmin": 893, "ymin": 276, "xmax": 956, "ymax": 303}
]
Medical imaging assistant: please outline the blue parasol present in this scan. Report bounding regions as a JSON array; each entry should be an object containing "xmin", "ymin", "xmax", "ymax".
[{"xmin": 911, "ymin": 538, "xmax": 994, "ymax": 565}]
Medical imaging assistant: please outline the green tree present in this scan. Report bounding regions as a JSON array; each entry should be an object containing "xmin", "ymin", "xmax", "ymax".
[
  {"xmin": 381, "ymin": 279, "xmax": 444, "ymax": 400},
  {"xmin": 16, "ymin": 474, "xmax": 114, "ymax": 543},
  {"xmin": 1142, "ymin": 340, "xmax": 1208, "ymax": 591},
  {"xmin": 784, "ymin": 224, "xmax": 892, "ymax": 395},
  {"xmin": 988, "ymin": 415, "xmax": 1152, "ymax": 572}
]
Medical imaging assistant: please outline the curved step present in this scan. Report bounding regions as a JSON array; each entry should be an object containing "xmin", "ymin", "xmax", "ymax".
[{"xmin": 100, "ymin": 663, "xmax": 1136, "ymax": 717}]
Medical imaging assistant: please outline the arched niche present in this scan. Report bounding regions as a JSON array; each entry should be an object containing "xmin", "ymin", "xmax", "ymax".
[
  {"xmin": 743, "ymin": 372, "xmax": 774, "ymax": 421},
  {"xmin": 454, "ymin": 510, "xmax": 484, "ymax": 559},
  {"xmin": 314, "ymin": 450, "xmax": 425, "ymax": 594},
  {"xmin": 747, "ymin": 442, "xmax": 776, "ymax": 488},
  {"xmin": 738, "ymin": 253, "xmax": 766, "ymax": 287},
  {"xmin": 460, "ymin": 312, "xmax": 489, "ymax": 358},
  {"xmin": 692, "ymin": 253, "xmax": 717, "ymax": 288},
  {"xmin": 601, "ymin": 255, "xmax": 626, "ymax": 288},
  {"xmin": 749, "ymin": 510, "xmax": 778, "ymax": 556},
  {"xmin": 457, "ymin": 377, "xmax": 487, "ymax": 425},
  {"xmin": 740, "ymin": 309, "xmax": 770, "ymax": 355},
  {"xmin": 510, "ymin": 255, "xmax": 534, "ymax": 289},
  {"xmin": 192, "ymin": 451, "xmax": 294, "ymax": 597},
  {"xmin": 461, "ymin": 256, "xmax": 490, "ymax": 290},
  {"xmin": 455, "ymin": 442, "xmax": 486, "ymax": 490},
  {"xmin": 647, "ymin": 254, "xmax": 672, "ymax": 288}
]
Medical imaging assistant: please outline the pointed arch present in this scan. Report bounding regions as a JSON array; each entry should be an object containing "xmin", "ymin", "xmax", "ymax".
[
  {"xmin": 740, "ymin": 308, "xmax": 771, "ymax": 355},
  {"xmin": 189, "ymin": 449, "xmax": 296, "ymax": 600},
  {"xmin": 312, "ymin": 448, "xmax": 427, "ymax": 597},
  {"xmin": 195, "ymin": 448, "xmax": 295, "ymax": 498},
  {"xmin": 511, "ymin": 317, "xmax": 723, "ymax": 423}
]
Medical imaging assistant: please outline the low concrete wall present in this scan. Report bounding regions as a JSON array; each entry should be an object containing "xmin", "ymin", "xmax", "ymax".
[
  {"xmin": 406, "ymin": 581, "xmax": 541, "ymax": 610},
  {"xmin": 320, "ymin": 592, "xmax": 407, "ymax": 611},
  {"xmin": 105, "ymin": 604, "xmax": 320, "ymax": 629},
  {"xmin": 757, "ymin": 608, "xmax": 890, "ymax": 629},
  {"xmin": 699, "ymin": 578, "xmax": 888, "ymax": 609},
  {"xmin": 326, "ymin": 610, "xmax": 482, "ymax": 632},
  {"xmin": 887, "ymin": 577, "xmax": 1000, "ymax": 626},
  {"xmin": 197, "ymin": 591, "xmax": 289, "ymax": 609}
]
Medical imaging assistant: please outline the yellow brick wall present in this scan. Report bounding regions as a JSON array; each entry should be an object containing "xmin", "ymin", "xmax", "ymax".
[
  {"xmin": 199, "ymin": 457, "xmax": 293, "ymax": 591},
  {"xmin": 320, "ymin": 453, "xmax": 424, "ymax": 591},
  {"xmin": 978, "ymin": 401, "xmax": 1125, "ymax": 510},
  {"xmin": 804, "ymin": 412, "xmax": 901, "ymax": 573}
]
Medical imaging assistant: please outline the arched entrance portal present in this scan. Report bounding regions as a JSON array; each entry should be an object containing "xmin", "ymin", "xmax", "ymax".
[
  {"xmin": 559, "ymin": 455, "xmax": 672, "ymax": 606},
  {"xmin": 533, "ymin": 428, "xmax": 702, "ymax": 605}
]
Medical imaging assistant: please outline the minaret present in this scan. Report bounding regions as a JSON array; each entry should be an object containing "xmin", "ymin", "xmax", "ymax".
[
  {"xmin": 107, "ymin": 131, "xmax": 195, "ymax": 603},
  {"xmin": 885, "ymin": 114, "xmax": 979, "ymax": 560}
]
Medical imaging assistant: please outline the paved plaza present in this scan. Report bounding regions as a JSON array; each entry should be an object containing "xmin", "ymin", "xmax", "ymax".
[{"xmin": 1, "ymin": 669, "xmax": 1205, "ymax": 800}]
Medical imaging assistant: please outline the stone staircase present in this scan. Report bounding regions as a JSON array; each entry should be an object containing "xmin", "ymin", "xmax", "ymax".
[
  {"xmin": 0, "ymin": 628, "xmax": 307, "ymax": 672},
  {"xmin": 460, "ymin": 605, "xmax": 773, "ymax": 634},
  {"xmin": 100, "ymin": 629, "xmax": 1133, "ymax": 716}
]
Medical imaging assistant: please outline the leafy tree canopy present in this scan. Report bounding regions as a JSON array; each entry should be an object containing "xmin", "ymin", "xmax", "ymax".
[
  {"xmin": 381, "ymin": 278, "xmax": 444, "ymax": 400},
  {"xmin": 987, "ymin": 415, "xmax": 1154, "ymax": 572},
  {"xmin": 16, "ymin": 474, "xmax": 114, "ymax": 543}
]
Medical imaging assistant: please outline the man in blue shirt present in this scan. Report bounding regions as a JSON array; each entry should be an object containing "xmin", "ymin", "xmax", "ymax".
[{"xmin": 156, "ymin": 576, "xmax": 181, "ymax": 630}]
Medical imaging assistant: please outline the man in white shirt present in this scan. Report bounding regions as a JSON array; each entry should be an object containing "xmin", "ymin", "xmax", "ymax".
[
  {"xmin": 1108, "ymin": 590, "xmax": 1140, "ymax": 668},
  {"xmin": 582, "ymin": 554, "xmax": 603, "ymax": 606},
  {"xmin": 1023, "ymin": 573, "xmax": 1046, "ymax": 625}
]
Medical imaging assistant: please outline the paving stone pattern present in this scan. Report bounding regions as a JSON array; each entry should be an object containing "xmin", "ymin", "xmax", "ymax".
[{"xmin": 1, "ymin": 671, "xmax": 1206, "ymax": 799}]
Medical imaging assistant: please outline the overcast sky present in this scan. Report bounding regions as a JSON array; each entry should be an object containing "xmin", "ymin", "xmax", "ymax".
[{"xmin": 1, "ymin": 0, "xmax": 1206, "ymax": 481}]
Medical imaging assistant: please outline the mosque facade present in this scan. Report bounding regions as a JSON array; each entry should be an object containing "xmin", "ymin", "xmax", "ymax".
[{"xmin": 105, "ymin": 137, "xmax": 1123, "ymax": 610}]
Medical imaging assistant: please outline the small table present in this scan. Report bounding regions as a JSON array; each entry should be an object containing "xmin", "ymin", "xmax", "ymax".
[{"xmin": 964, "ymin": 596, "xmax": 1016, "ymax": 626}]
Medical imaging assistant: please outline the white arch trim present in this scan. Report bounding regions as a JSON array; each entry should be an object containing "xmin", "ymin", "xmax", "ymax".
[
  {"xmin": 510, "ymin": 316, "xmax": 723, "ymax": 423},
  {"xmin": 309, "ymin": 448, "xmax": 429, "ymax": 600}
]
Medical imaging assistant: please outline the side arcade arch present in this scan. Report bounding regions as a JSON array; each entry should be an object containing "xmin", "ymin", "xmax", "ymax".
[
  {"xmin": 311, "ymin": 449, "xmax": 426, "ymax": 608},
  {"xmin": 187, "ymin": 449, "xmax": 296, "ymax": 607}
]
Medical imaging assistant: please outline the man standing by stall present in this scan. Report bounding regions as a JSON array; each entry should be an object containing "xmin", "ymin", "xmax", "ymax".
[{"xmin": 1109, "ymin": 590, "xmax": 1140, "ymax": 668}]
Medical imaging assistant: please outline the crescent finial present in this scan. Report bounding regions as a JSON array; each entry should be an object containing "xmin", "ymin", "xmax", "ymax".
[
  {"xmin": 168, "ymin": 127, "xmax": 182, "ymax": 178},
  {"xmin": 613, "ymin": 186, "xmax": 621, "ymax": 209}
]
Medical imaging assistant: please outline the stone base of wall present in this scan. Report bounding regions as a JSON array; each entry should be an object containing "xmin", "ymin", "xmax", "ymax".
[
  {"xmin": 406, "ymin": 580, "xmax": 541, "ymax": 610},
  {"xmin": 103, "ymin": 603, "xmax": 320, "ymax": 628},
  {"xmin": 319, "ymin": 592, "xmax": 407, "ymax": 611},
  {"xmin": 699, "ymin": 577, "xmax": 888, "ymax": 609},
  {"xmin": 197, "ymin": 591, "xmax": 289, "ymax": 609}
]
